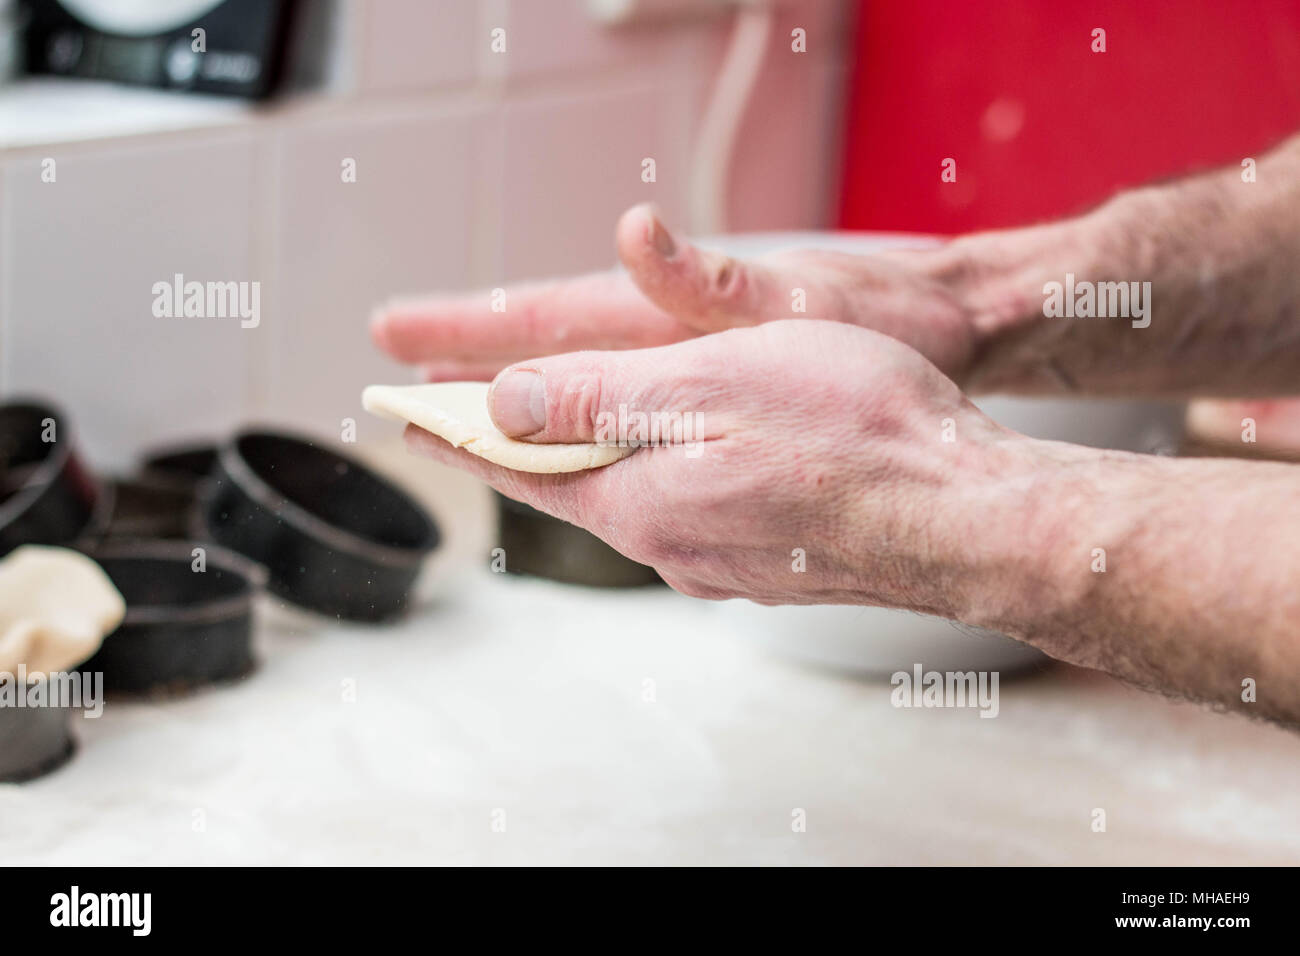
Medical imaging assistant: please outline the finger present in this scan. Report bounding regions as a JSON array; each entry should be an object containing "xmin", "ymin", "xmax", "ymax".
[
  {"xmin": 615, "ymin": 203, "xmax": 790, "ymax": 333},
  {"xmin": 370, "ymin": 270, "xmax": 696, "ymax": 364},
  {"xmin": 420, "ymin": 358, "xmax": 512, "ymax": 383},
  {"xmin": 485, "ymin": 340, "xmax": 714, "ymax": 445}
]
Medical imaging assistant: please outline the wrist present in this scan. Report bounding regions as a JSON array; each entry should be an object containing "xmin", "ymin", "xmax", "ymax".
[
  {"xmin": 929, "ymin": 432, "xmax": 1110, "ymax": 638},
  {"xmin": 940, "ymin": 218, "xmax": 1107, "ymax": 394}
]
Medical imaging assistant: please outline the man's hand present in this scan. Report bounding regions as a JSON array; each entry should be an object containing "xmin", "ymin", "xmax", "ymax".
[
  {"xmin": 405, "ymin": 319, "xmax": 1300, "ymax": 727},
  {"xmin": 403, "ymin": 320, "xmax": 1036, "ymax": 617},
  {"xmin": 370, "ymin": 204, "xmax": 976, "ymax": 383}
]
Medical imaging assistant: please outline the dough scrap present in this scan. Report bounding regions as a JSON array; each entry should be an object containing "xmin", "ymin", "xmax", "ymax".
[
  {"xmin": 362, "ymin": 382, "xmax": 634, "ymax": 474},
  {"xmin": 0, "ymin": 546, "xmax": 126, "ymax": 677}
]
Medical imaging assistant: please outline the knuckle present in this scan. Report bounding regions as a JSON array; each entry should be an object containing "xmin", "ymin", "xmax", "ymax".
[
  {"xmin": 618, "ymin": 518, "xmax": 669, "ymax": 566},
  {"xmin": 632, "ymin": 528, "xmax": 719, "ymax": 588},
  {"xmin": 707, "ymin": 254, "xmax": 748, "ymax": 305},
  {"xmin": 663, "ymin": 575, "xmax": 728, "ymax": 602},
  {"xmin": 549, "ymin": 373, "xmax": 605, "ymax": 440}
]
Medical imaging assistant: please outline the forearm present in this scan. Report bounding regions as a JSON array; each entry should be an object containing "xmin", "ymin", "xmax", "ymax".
[
  {"xmin": 953, "ymin": 440, "xmax": 1300, "ymax": 726},
  {"xmin": 946, "ymin": 134, "xmax": 1300, "ymax": 397}
]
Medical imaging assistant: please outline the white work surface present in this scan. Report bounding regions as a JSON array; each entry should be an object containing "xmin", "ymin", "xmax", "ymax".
[
  {"xmin": 4, "ymin": 561, "xmax": 1299, "ymax": 866},
  {"xmin": 4, "ymin": 446, "xmax": 1300, "ymax": 867}
]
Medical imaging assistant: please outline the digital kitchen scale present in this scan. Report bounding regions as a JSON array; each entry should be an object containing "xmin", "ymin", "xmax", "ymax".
[{"xmin": 23, "ymin": 0, "xmax": 295, "ymax": 98}]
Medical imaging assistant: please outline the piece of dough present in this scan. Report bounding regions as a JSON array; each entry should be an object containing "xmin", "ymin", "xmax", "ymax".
[
  {"xmin": 362, "ymin": 382, "xmax": 634, "ymax": 474},
  {"xmin": 0, "ymin": 546, "xmax": 126, "ymax": 677}
]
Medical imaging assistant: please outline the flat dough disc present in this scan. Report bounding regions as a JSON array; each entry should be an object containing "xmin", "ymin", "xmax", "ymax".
[{"xmin": 362, "ymin": 382, "xmax": 634, "ymax": 474}]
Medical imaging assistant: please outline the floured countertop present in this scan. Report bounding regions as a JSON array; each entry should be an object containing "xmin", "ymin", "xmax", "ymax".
[
  {"xmin": 2, "ymin": 574, "xmax": 1299, "ymax": 864},
  {"xmin": 2, "ymin": 446, "xmax": 1298, "ymax": 865}
]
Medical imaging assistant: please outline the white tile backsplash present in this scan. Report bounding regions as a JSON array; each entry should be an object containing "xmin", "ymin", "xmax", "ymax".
[
  {"xmin": 498, "ymin": 81, "xmax": 692, "ymax": 281},
  {"xmin": 356, "ymin": 0, "xmax": 479, "ymax": 94},
  {"xmin": 1, "ymin": 133, "xmax": 259, "ymax": 470},
  {"xmin": 0, "ymin": 0, "xmax": 850, "ymax": 462},
  {"xmin": 263, "ymin": 103, "xmax": 484, "ymax": 433}
]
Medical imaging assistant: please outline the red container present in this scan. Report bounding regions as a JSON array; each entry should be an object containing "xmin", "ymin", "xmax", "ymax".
[{"xmin": 838, "ymin": 0, "xmax": 1300, "ymax": 234}]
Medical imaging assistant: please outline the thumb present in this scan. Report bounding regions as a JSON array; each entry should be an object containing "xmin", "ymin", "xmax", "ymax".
[
  {"xmin": 487, "ymin": 349, "xmax": 675, "ymax": 444},
  {"xmin": 615, "ymin": 203, "xmax": 785, "ymax": 333}
]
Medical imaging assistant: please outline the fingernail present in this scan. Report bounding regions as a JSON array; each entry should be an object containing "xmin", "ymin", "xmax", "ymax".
[
  {"xmin": 648, "ymin": 211, "xmax": 678, "ymax": 259},
  {"xmin": 490, "ymin": 369, "xmax": 547, "ymax": 436}
]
